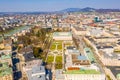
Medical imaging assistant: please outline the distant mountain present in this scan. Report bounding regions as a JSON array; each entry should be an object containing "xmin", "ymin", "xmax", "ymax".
[
  {"xmin": 96, "ymin": 9, "xmax": 120, "ymax": 13},
  {"xmin": 60, "ymin": 7, "xmax": 120, "ymax": 13},
  {"xmin": 60, "ymin": 7, "xmax": 96, "ymax": 12},
  {"xmin": 81, "ymin": 7, "xmax": 96, "ymax": 12},
  {"xmin": 0, "ymin": 7, "xmax": 120, "ymax": 15},
  {"xmin": 60, "ymin": 8, "xmax": 81, "ymax": 12}
]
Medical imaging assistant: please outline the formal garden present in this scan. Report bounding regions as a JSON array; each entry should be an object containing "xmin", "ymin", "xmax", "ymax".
[
  {"xmin": 55, "ymin": 56, "xmax": 63, "ymax": 69},
  {"xmin": 50, "ymin": 41, "xmax": 63, "ymax": 51},
  {"xmin": 46, "ymin": 56, "xmax": 54, "ymax": 64}
]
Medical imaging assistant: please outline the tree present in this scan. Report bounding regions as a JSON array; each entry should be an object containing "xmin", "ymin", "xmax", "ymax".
[
  {"xmin": 33, "ymin": 47, "xmax": 43, "ymax": 58},
  {"xmin": 36, "ymin": 30, "xmax": 40, "ymax": 37}
]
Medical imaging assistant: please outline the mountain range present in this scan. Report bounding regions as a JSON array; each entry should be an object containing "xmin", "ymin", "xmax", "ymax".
[
  {"xmin": 60, "ymin": 7, "xmax": 120, "ymax": 13},
  {"xmin": 0, "ymin": 7, "xmax": 120, "ymax": 15},
  {"xmin": 60, "ymin": 7, "xmax": 96, "ymax": 12}
]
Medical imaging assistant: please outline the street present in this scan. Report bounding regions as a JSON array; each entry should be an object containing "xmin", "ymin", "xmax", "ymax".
[{"xmin": 12, "ymin": 46, "xmax": 22, "ymax": 80}]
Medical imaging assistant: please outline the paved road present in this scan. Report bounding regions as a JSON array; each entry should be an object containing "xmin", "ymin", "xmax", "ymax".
[
  {"xmin": 12, "ymin": 45, "xmax": 22, "ymax": 80},
  {"xmin": 45, "ymin": 33, "xmax": 53, "ymax": 62},
  {"xmin": 52, "ymin": 54, "xmax": 56, "ymax": 80},
  {"xmin": 73, "ymin": 34, "xmax": 106, "ymax": 74}
]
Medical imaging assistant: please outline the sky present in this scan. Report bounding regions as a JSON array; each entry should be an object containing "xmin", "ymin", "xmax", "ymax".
[{"xmin": 0, "ymin": 0, "xmax": 119, "ymax": 12}]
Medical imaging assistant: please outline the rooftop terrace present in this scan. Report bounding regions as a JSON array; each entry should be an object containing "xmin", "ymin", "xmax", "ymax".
[
  {"xmin": 53, "ymin": 32, "xmax": 72, "ymax": 37},
  {"xmin": 84, "ymin": 48, "xmax": 96, "ymax": 63}
]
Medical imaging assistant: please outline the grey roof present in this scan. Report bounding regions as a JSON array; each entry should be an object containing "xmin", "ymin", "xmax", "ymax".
[
  {"xmin": 55, "ymin": 69, "xmax": 65, "ymax": 79},
  {"xmin": 77, "ymin": 55, "xmax": 87, "ymax": 60},
  {"xmin": 67, "ymin": 46, "xmax": 80, "ymax": 54},
  {"xmin": 117, "ymin": 42, "xmax": 120, "ymax": 45},
  {"xmin": 26, "ymin": 65, "xmax": 45, "ymax": 80},
  {"xmin": 32, "ymin": 75, "xmax": 45, "ymax": 80},
  {"xmin": 24, "ymin": 59, "xmax": 43, "ymax": 70},
  {"xmin": 97, "ymin": 46, "xmax": 113, "ymax": 49},
  {"xmin": 67, "ymin": 46, "xmax": 76, "ymax": 49},
  {"xmin": 103, "ymin": 52, "xmax": 118, "ymax": 59},
  {"xmin": 32, "ymin": 66, "xmax": 45, "ymax": 74},
  {"xmin": 26, "ymin": 70, "xmax": 45, "ymax": 80},
  {"xmin": 23, "ymin": 52, "xmax": 35, "ymax": 62},
  {"xmin": 103, "ymin": 46, "xmax": 113, "ymax": 48},
  {"xmin": 90, "ymin": 28, "xmax": 102, "ymax": 35},
  {"xmin": 68, "ymin": 49, "xmax": 80, "ymax": 54}
]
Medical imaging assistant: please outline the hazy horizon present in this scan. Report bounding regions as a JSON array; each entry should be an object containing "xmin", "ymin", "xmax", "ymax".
[{"xmin": 0, "ymin": 0, "xmax": 120, "ymax": 12}]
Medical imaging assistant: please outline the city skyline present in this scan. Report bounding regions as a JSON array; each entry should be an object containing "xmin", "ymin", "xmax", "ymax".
[
  {"xmin": 0, "ymin": 0, "xmax": 120, "ymax": 12},
  {"xmin": 0, "ymin": 1, "xmax": 120, "ymax": 80}
]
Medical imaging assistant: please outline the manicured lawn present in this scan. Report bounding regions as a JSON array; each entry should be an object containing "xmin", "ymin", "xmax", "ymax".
[
  {"xmin": 46, "ymin": 56, "xmax": 54, "ymax": 63},
  {"xmin": 55, "ymin": 63, "xmax": 63, "ymax": 69},
  {"xmin": 50, "ymin": 44, "xmax": 56, "ymax": 50},
  {"xmin": 56, "ymin": 56, "xmax": 62, "ymax": 63},
  {"xmin": 55, "ymin": 41, "xmax": 62, "ymax": 50},
  {"xmin": 50, "ymin": 41, "xmax": 63, "ymax": 51},
  {"xmin": 57, "ymin": 44, "xmax": 62, "ymax": 50}
]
